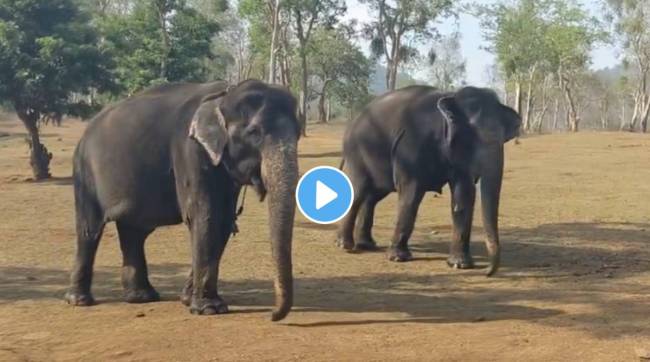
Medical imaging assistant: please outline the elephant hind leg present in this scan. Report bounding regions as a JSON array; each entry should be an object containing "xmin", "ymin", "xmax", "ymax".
[
  {"xmin": 66, "ymin": 192, "xmax": 105, "ymax": 306},
  {"xmin": 336, "ymin": 177, "xmax": 369, "ymax": 252},
  {"xmin": 116, "ymin": 222, "xmax": 159, "ymax": 303},
  {"xmin": 354, "ymin": 190, "xmax": 388, "ymax": 251}
]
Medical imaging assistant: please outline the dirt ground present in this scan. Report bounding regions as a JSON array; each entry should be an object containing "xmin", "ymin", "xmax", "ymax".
[{"xmin": 0, "ymin": 116, "xmax": 649, "ymax": 361}]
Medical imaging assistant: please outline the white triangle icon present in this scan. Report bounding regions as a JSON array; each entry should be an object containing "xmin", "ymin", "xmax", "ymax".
[{"xmin": 316, "ymin": 180, "xmax": 338, "ymax": 210}]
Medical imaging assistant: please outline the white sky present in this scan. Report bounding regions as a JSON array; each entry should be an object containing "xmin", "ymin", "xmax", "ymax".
[{"xmin": 343, "ymin": 0, "xmax": 620, "ymax": 86}]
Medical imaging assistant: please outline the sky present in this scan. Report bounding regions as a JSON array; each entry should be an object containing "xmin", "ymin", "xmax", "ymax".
[{"xmin": 343, "ymin": 0, "xmax": 621, "ymax": 86}]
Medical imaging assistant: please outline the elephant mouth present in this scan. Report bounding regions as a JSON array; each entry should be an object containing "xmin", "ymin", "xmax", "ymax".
[
  {"xmin": 474, "ymin": 129, "xmax": 503, "ymax": 145},
  {"xmin": 223, "ymin": 159, "xmax": 267, "ymax": 202}
]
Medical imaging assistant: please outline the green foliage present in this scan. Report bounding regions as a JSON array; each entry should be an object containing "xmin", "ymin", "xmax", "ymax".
[
  {"xmin": 99, "ymin": 0, "xmax": 220, "ymax": 95},
  {"xmin": 237, "ymin": 0, "xmax": 274, "ymax": 79},
  {"xmin": 0, "ymin": 0, "xmax": 115, "ymax": 117},
  {"xmin": 362, "ymin": 0, "xmax": 454, "ymax": 61},
  {"xmin": 286, "ymin": 0, "xmax": 346, "ymax": 32},
  {"xmin": 310, "ymin": 26, "xmax": 372, "ymax": 105},
  {"xmin": 478, "ymin": 0, "xmax": 603, "ymax": 80},
  {"xmin": 428, "ymin": 32, "xmax": 466, "ymax": 90},
  {"xmin": 477, "ymin": 0, "xmax": 549, "ymax": 78},
  {"xmin": 605, "ymin": 0, "xmax": 650, "ymax": 71}
]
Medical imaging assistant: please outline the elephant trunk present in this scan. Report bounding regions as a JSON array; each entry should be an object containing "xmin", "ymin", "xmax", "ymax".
[
  {"xmin": 480, "ymin": 145, "xmax": 504, "ymax": 277},
  {"xmin": 261, "ymin": 131, "xmax": 298, "ymax": 321}
]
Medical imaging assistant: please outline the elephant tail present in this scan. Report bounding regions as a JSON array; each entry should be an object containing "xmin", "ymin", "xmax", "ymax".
[
  {"xmin": 72, "ymin": 140, "xmax": 105, "ymax": 239},
  {"xmin": 338, "ymin": 158, "xmax": 345, "ymax": 171}
]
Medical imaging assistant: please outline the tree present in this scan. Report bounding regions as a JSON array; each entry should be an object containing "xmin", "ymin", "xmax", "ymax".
[
  {"xmin": 310, "ymin": 26, "xmax": 372, "ymax": 123},
  {"xmin": 605, "ymin": 0, "xmax": 650, "ymax": 132},
  {"xmin": 85, "ymin": 0, "xmax": 133, "ymax": 16},
  {"xmin": 238, "ymin": 0, "xmax": 290, "ymax": 83},
  {"xmin": 545, "ymin": 1, "xmax": 603, "ymax": 132},
  {"xmin": 100, "ymin": 0, "xmax": 220, "ymax": 95},
  {"xmin": 478, "ymin": 0, "xmax": 553, "ymax": 130},
  {"xmin": 268, "ymin": 0, "xmax": 281, "ymax": 83},
  {"xmin": 479, "ymin": 0, "xmax": 602, "ymax": 132},
  {"xmin": 211, "ymin": 14, "xmax": 255, "ymax": 83},
  {"xmin": 428, "ymin": 31, "xmax": 466, "ymax": 90},
  {"xmin": 286, "ymin": 0, "xmax": 345, "ymax": 135},
  {"xmin": 362, "ymin": 0, "xmax": 453, "ymax": 90},
  {"xmin": 0, "ymin": 0, "xmax": 115, "ymax": 179}
]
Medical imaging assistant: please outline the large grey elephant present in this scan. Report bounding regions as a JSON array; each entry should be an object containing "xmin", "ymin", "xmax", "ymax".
[
  {"xmin": 65, "ymin": 80, "xmax": 300, "ymax": 321},
  {"xmin": 337, "ymin": 86, "xmax": 521, "ymax": 276}
]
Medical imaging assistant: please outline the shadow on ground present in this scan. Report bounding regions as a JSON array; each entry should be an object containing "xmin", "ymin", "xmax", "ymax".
[
  {"xmin": 299, "ymin": 151, "xmax": 342, "ymax": 159},
  {"xmin": 31, "ymin": 176, "xmax": 73, "ymax": 186},
  {"xmin": 1, "ymin": 222, "xmax": 648, "ymax": 339}
]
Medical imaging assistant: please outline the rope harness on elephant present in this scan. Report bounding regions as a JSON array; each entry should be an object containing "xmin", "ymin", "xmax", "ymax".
[
  {"xmin": 232, "ymin": 185, "xmax": 247, "ymax": 236},
  {"xmin": 237, "ymin": 185, "xmax": 247, "ymax": 216}
]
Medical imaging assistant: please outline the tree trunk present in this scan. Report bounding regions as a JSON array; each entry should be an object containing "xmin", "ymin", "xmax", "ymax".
[
  {"xmin": 620, "ymin": 100, "xmax": 626, "ymax": 130},
  {"xmin": 552, "ymin": 98, "xmax": 560, "ymax": 131},
  {"xmin": 268, "ymin": 0, "xmax": 280, "ymax": 84},
  {"xmin": 387, "ymin": 62, "xmax": 398, "ymax": 91},
  {"xmin": 623, "ymin": 92, "xmax": 641, "ymax": 131},
  {"xmin": 524, "ymin": 92, "xmax": 534, "ymax": 132},
  {"xmin": 17, "ymin": 110, "xmax": 51, "ymax": 180},
  {"xmin": 522, "ymin": 67, "xmax": 536, "ymax": 132},
  {"xmin": 600, "ymin": 99, "xmax": 609, "ymax": 130},
  {"xmin": 156, "ymin": 1, "xmax": 170, "ymax": 80},
  {"xmin": 514, "ymin": 80, "xmax": 523, "ymax": 117},
  {"xmin": 318, "ymin": 93, "xmax": 327, "ymax": 123},
  {"xmin": 561, "ymin": 75, "xmax": 579, "ymax": 132},
  {"xmin": 279, "ymin": 26, "xmax": 291, "ymax": 87},
  {"xmin": 326, "ymin": 99, "xmax": 331, "ymax": 123},
  {"xmin": 640, "ymin": 95, "xmax": 650, "ymax": 133},
  {"xmin": 317, "ymin": 80, "xmax": 331, "ymax": 123},
  {"xmin": 298, "ymin": 49, "xmax": 308, "ymax": 135}
]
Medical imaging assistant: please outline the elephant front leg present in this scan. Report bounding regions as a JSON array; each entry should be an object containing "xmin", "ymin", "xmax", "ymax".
[
  {"xmin": 388, "ymin": 184, "xmax": 425, "ymax": 262},
  {"xmin": 336, "ymin": 183, "xmax": 367, "ymax": 251},
  {"xmin": 186, "ymin": 214, "xmax": 230, "ymax": 315},
  {"xmin": 447, "ymin": 174, "xmax": 476, "ymax": 269}
]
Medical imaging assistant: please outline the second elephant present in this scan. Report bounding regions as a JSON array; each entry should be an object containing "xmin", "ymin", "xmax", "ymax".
[{"xmin": 337, "ymin": 86, "xmax": 521, "ymax": 276}]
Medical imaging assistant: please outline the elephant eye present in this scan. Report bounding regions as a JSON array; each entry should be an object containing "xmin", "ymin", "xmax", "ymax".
[{"xmin": 464, "ymin": 100, "xmax": 481, "ymax": 114}]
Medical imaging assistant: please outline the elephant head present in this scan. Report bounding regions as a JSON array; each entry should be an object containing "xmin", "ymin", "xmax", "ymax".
[
  {"xmin": 189, "ymin": 80, "xmax": 300, "ymax": 320},
  {"xmin": 437, "ymin": 87, "xmax": 522, "ymax": 276},
  {"xmin": 448, "ymin": 87, "xmax": 520, "ymax": 145}
]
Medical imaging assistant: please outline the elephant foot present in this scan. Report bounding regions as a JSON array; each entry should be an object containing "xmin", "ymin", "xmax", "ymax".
[
  {"xmin": 180, "ymin": 290, "xmax": 191, "ymax": 307},
  {"xmin": 335, "ymin": 236, "xmax": 355, "ymax": 252},
  {"xmin": 124, "ymin": 286, "xmax": 160, "ymax": 304},
  {"xmin": 64, "ymin": 289, "xmax": 95, "ymax": 306},
  {"xmin": 387, "ymin": 247, "xmax": 413, "ymax": 262},
  {"xmin": 447, "ymin": 254, "xmax": 475, "ymax": 269},
  {"xmin": 354, "ymin": 238, "xmax": 379, "ymax": 251},
  {"xmin": 190, "ymin": 297, "xmax": 229, "ymax": 315}
]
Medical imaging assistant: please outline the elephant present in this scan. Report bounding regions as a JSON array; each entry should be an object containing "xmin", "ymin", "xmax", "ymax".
[
  {"xmin": 337, "ymin": 85, "xmax": 521, "ymax": 276},
  {"xmin": 65, "ymin": 79, "xmax": 300, "ymax": 321}
]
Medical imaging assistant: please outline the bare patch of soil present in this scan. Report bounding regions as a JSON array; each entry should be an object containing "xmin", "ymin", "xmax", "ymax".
[{"xmin": 1, "ymin": 120, "xmax": 649, "ymax": 361}]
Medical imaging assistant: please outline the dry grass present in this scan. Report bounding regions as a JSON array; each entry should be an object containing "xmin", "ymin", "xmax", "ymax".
[{"xmin": 0, "ymin": 117, "xmax": 649, "ymax": 361}]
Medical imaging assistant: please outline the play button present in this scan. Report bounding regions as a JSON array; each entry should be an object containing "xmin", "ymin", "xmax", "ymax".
[
  {"xmin": 316, "ymin": 181, "xmax": 338, "ymax": 210},
  {"xmin": 296, "ymin": 166, "xmax": 354, "ymax": 224}
]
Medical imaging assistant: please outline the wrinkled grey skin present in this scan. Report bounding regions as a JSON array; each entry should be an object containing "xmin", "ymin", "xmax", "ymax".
[
  {"xmin": 337, "ymin": 86, "xmax": 521, "ymax": 276},
  {"xmin": 65, "ymin": 80, "xmax": 299, "ymax": 320}
]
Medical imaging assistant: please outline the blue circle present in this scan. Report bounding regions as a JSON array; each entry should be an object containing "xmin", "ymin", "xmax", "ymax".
[{"xmin": 296, "ymin": 166, "xmax": 354, "ymax": 224}]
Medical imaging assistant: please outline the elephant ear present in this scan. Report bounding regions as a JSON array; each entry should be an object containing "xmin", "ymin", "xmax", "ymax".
[
  {"xmin": 437, "ymin": 96, "xmax": 466, "ymax": 148},
  {"xmin": 189, "ymin": 92, "xmax": 229, "ymax": 166},
  {"xmin": 500, "ymin": 105, "xmax": 522, "ymax": 142}
]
